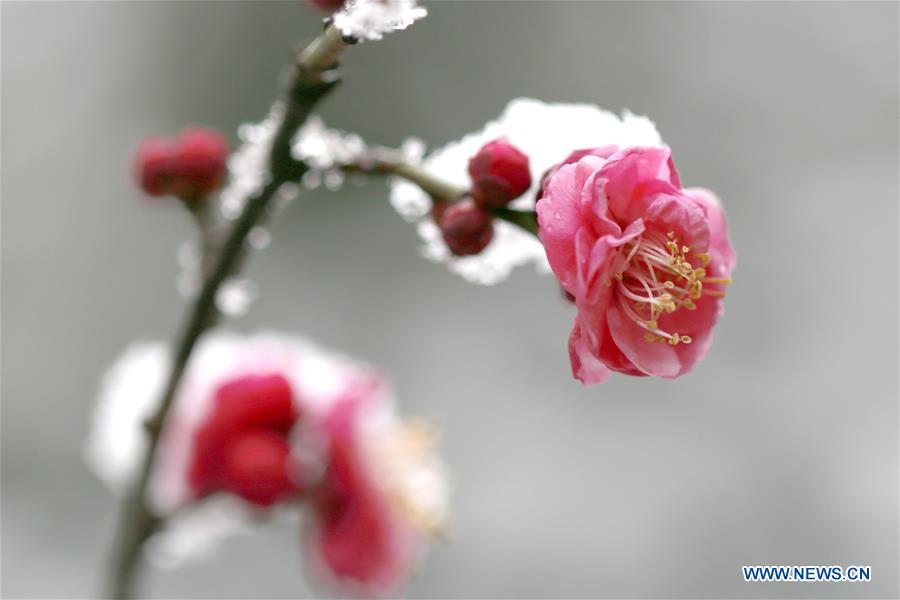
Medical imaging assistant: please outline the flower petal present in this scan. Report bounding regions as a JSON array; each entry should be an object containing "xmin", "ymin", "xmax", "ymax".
[
  {"xmin": 310, "ymin": 395, "xmax": 415, "ymax": 598},
  {"xmin": 568, "ymin": 321, "xmax": 613, "ymax": 385},
  {"xmin": 600, "ymin": 146, "xmax": 682, "ymax": 220},
  {"xmin": 606, "ymin": 304, "xmax": 681, "ymax": 378},
  {"xmin": 684, "ymin": 187, "xmax": 736, "ymax": 275},
  {"xmin": 538, "ymin": 156, "xmax": 612, "ymax": 294}
]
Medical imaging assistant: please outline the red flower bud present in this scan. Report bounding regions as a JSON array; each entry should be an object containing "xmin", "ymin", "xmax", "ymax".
[
  {"xmin": 133, "ymin": 126, "xmax": 229, "ymax": 202},
  {"xmin": 169, "ymin": 127, "xmax": 229, "ymax": 199},
  {"xmin": 221, "ymin": 430, "xmax": 296, "ymax": 506},
  {"xmin": 309, "ymin": 0, "xmax": 345, "ymax": 10},
  {"xmin": 467, "ymin": 139, "xmax": 532, "ymax": 209},
  {"xmin": 438, "ymin": 199, "xmax": 494, "ymax": 256},
  {"xmin": 134, "ymin": 137, "xmax": 174, "ymax": 196},
  {"xmin": 430, "ymin": 198, "xmax": 450, "ymax": 224}
]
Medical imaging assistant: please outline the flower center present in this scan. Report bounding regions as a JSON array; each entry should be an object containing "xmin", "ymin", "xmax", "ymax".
[
  {"xmin": 613, "ymin": 230, "xmax": 730, "ymax": 345},
  {"xmin": 376, "ymin": 420, "xmax": 448, "ymax": 536}
]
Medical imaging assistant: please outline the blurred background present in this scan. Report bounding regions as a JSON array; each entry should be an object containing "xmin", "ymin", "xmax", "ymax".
[{"xmin": 2, "ymin": 1, "xmax": 898, "ymax": 598}]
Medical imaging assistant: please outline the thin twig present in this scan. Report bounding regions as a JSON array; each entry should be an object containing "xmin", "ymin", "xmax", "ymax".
[
  {"xmin": 493, "ymin": 206, "xmax": 539, "ymax": 236},
  {"xmin": 107, "ymin": 25, "xmax": 348, "ymax": 600},
  {"xmin": 344, "ymin": 156, "xmax": 540, "ymax": 236}
]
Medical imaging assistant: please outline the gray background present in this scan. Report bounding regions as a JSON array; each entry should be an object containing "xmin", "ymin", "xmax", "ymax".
[{"xmin": 2, "ymin": 1, "xmax": 898, "ymax": 598}]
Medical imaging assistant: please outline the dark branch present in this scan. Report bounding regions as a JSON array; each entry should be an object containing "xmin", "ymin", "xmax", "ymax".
[{"xmin": 107, "ymin": 25, "xmax": 347, "ymax": 600}]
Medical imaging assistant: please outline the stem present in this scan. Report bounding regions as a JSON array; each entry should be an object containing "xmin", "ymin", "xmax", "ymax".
[
  {"xmin": 107, "ymin": 25, "xmax": 347, "ymax": 600},
  {"xmin": 347, "ymin": 157, "xmax": 540, "ymax": 236},
  {"xmin": 377, "ymin": 160, "xmax": 466, "ymax": 202},
  {"xmin": 493, "ymin": 206, "xmax": 539, "ymax": 236}
]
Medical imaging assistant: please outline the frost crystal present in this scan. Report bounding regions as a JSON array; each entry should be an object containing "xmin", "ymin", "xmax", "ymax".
[
  {"xmin": 388, "ymin": 98, "xmax": 664, "ymax": 285},
  {"xmin": 175, "ymin": 240, "xmax": 260, "ymax": 317},
  {"xmin": 333, "ymin": 0, "xmax": 427, "ymax": 42},
  {"xmin": 247, "ymin": 226, "xmax": 271, "ymax": 250},
  {"xmin": 215, "ymin": 277, "xmax": 258, "ymax": 318},
  {"xmin": 292, "ymin": 115, "xmax": 423, "ymax": 193},
  {"xmin": 172, "ymin": 104, "xmax": 288, "ymax": 306},
  {"xmin": 292, "ymin": 115, "xmax": 369, "ymax": 192},
  {"xmin": 219, "ymin": 103, "xmax": 283, "ymax": 220},
  {"xmin": 293, "ymin": 116, "xmax": 366, "ymax": 170},
  {"xmin": 399, "ymin": 136, "xmax": 426, "ymax": 165}
]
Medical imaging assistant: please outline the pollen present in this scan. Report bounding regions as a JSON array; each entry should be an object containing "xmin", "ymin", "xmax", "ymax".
[
  {"xmin": 692, "ymin": 252, "xmax": 711, "ymax": 267},
  {"xmin": 378, "ymin": 420, "xmax": 448, "ymax": 537},
  {"xmin": 614, "ymin": 230, "xmax": 730, "ymax": 345}
]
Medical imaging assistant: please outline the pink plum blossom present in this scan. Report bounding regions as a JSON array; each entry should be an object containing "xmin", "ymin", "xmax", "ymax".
[
  {"xmin": 537, "ymin": 147, "xmax": 735, "ymax": 384},
  {"xmin": 86, "ymin": 333, "xmax": 447, "ymax": 596},
  {"xmin": 306, "ymin": 377, "xmax": 445, "ymax": 597}
]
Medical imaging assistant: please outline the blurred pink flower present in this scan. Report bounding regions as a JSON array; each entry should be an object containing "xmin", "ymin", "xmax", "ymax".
[
  {"xmin": 309, "ymin": 386, "xmax": 415, "ymax": 596},
  {"xmin": 86, "ymin": 333, "xmax": 447, "ymax": 594},
  {"xmin": 306, "ymin": 377, "xmax": 446, "ymax": 598},
  {"xmin": 537, "ymin": 147, "xmax": 735, "ymax": 384}
]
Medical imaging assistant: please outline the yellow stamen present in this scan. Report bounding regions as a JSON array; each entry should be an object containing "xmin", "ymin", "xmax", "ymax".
[
  {"xmin": 614, "ymin": 231, "xmax": 730, "ymax": 345},
  {"xmin": 692, "ymin": 252, "xmax": 711, "ymax": 267}
]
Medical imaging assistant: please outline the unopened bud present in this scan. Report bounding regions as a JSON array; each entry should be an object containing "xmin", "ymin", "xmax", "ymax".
[
  {"xmin": 133, "ymin": 126, "xmax": 229, "ymax": 203},
  {"xmin": 438, "ymin": 199, "xmax": 494, "ymax": 256},
  {"xmin": 467, "ymin": 139, "xmax": 531, "ymax": 209},
  {"xmin": 309, "ymin": 0, "xmax": 346, "ymax": 11}
]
